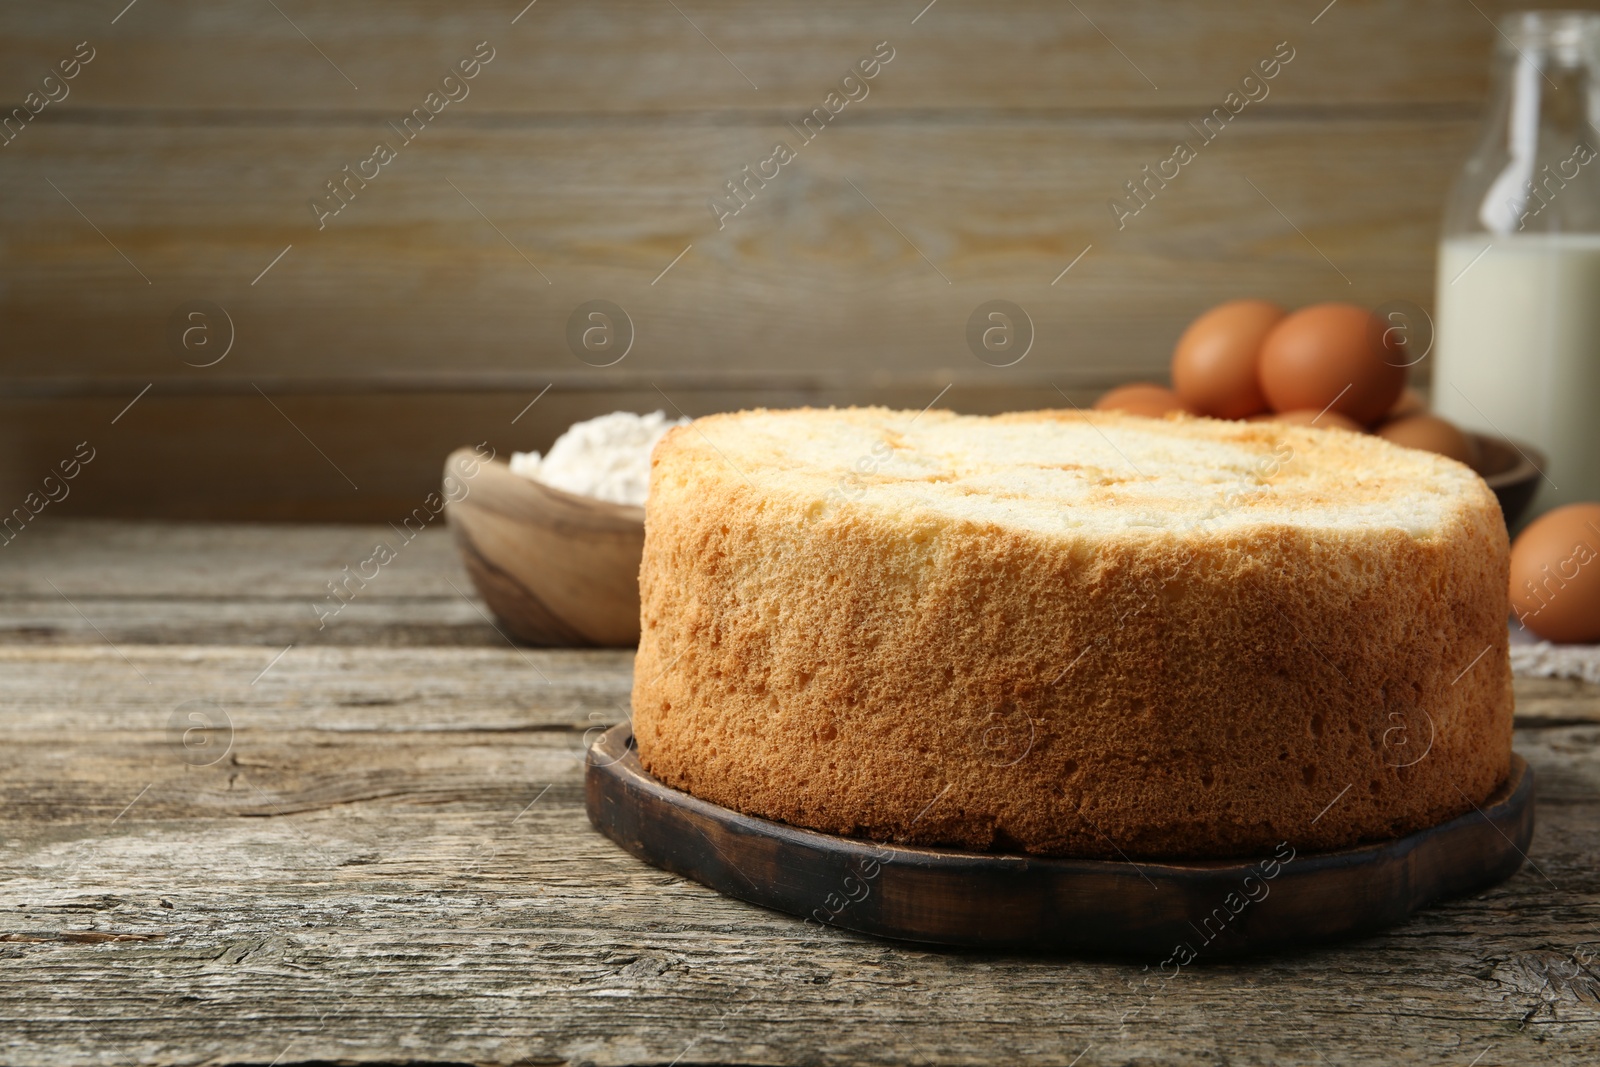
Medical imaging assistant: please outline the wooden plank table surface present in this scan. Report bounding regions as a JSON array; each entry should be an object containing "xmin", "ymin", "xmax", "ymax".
[{"xmin": 3, "ymin": 520, "xmax": 1599, "ymax": 1066}]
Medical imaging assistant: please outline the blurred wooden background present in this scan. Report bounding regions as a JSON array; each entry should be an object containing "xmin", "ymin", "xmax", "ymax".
[{"xmin": 3, "ymin": 0, "xmax": 1594, "ymax": 520}]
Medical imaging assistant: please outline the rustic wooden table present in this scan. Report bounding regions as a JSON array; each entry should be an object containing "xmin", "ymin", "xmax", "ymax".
[{"xmin": 3, "ymin": 521, "xmax": 1599, "ymax": 1066}]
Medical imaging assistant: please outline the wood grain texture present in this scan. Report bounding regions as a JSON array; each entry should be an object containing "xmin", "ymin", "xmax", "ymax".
[
  {"xmin": 4, "ymin": 0, "xmax": 1546, "ymax": 519},
  {"xmin": 5, "ymin": 0, "xmax": 1594, "ymax": 114},
  {"xmin": 0, "ymin": 111, "xmax": 1466, "ymax": 519},
  {"xmin": 0, "ymin": 520, "xmax": 504, "ymax": 643},
  {"xmin": 1, "ymin": 648, "xmax": 1598, "ymax": 1065},
  {"xmin": 0, "ymin": 118, "xmax": 1468, "ymax": 381},
  {"xmin": 0, "ymin": 521, "xmax": 1598, "ymax": 1065}
]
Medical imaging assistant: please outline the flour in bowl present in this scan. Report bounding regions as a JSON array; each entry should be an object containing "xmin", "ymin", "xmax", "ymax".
[{"xmin": 509, "ymin": 410, "xmax": 686, "ymax": 506}]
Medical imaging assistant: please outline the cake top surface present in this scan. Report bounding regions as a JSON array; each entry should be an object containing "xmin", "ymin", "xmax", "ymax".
[{"xmin": 653, "ymin": 407, "xmax": 1496, "ymax": 540}]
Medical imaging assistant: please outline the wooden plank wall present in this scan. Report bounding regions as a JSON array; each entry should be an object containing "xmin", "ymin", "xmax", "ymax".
[{"xmin": 3, "ymin": 0, "xmax": 1594, "ymax": 520}]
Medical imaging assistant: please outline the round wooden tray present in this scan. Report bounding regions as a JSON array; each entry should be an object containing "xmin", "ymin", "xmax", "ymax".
[{"xmin": 585, "ymin": 724, "xmax": 1534, "ymax": 956}]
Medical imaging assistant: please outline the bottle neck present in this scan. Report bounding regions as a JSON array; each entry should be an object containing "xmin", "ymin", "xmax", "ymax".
[{"xmin": 1445, "ymin": 11, "xmax": 1600, "ymax": 238}]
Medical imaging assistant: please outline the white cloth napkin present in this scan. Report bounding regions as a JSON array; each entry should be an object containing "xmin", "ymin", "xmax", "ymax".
[{"xmin": 1509, "ymin": 622, "xmax": 1600, "ymax": 683}]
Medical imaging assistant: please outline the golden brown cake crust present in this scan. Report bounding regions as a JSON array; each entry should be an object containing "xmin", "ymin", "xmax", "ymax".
[{"xmin": 632, "ymin": 407, "xmax": 1514, "ymax": 859}]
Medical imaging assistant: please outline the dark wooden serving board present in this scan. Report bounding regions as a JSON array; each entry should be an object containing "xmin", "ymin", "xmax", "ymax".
[{"xmin": 586, "ymin": 725, "xmax": 1534, "ymax": 957}]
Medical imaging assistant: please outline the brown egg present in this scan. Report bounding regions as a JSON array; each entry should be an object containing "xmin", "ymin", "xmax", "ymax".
[
  {"xmin": 1249, "ymin": 408, "xmax": 1364, "ymax": 433},
  {"xmin": 1387, "ymin": 387, "xmax": 1428, "ymax": 420},
  {"xmin": 1171, "ymin": 299, "xmax": 1283, "ymax": 419},
  {"xmin": 1510, "ymin": 503, "xmax": 1600, "ymax": 643},
  {"xmin": 1094, "ymin": 383, "xmax": 1188, "ymax": 418},
  {"xmin": 1376, "ymin": 413, "xmax": 1477, "ymax": 465},
  {"xmin": 1258, "ymin": 303, "xmax": 1406, "ymax": 424}
]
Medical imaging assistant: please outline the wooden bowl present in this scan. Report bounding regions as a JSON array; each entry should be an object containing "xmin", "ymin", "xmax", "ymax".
[
  {"xmin": 444, "ymin": 449, "xmax": 644, "ymax": 647},
  {"xmin": 1471, "ymin": 433, "xmax": 1545, "ymax": 530}
]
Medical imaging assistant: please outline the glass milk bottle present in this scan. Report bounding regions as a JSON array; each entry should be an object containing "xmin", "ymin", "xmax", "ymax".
[{"xmin": 1434, "ymin": 11, "xmax": 1600, "ymax": 518}]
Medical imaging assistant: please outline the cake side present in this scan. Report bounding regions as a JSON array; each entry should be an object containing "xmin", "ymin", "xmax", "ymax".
[{"xmin": 632, "ymin": 408, "xmax": 1513, "ymax": 858}]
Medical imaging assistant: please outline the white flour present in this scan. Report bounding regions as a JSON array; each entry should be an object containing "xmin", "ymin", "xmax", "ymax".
[{"xmin": 509, "ymin": 410, "xmax": 686, "ymax": 506}]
